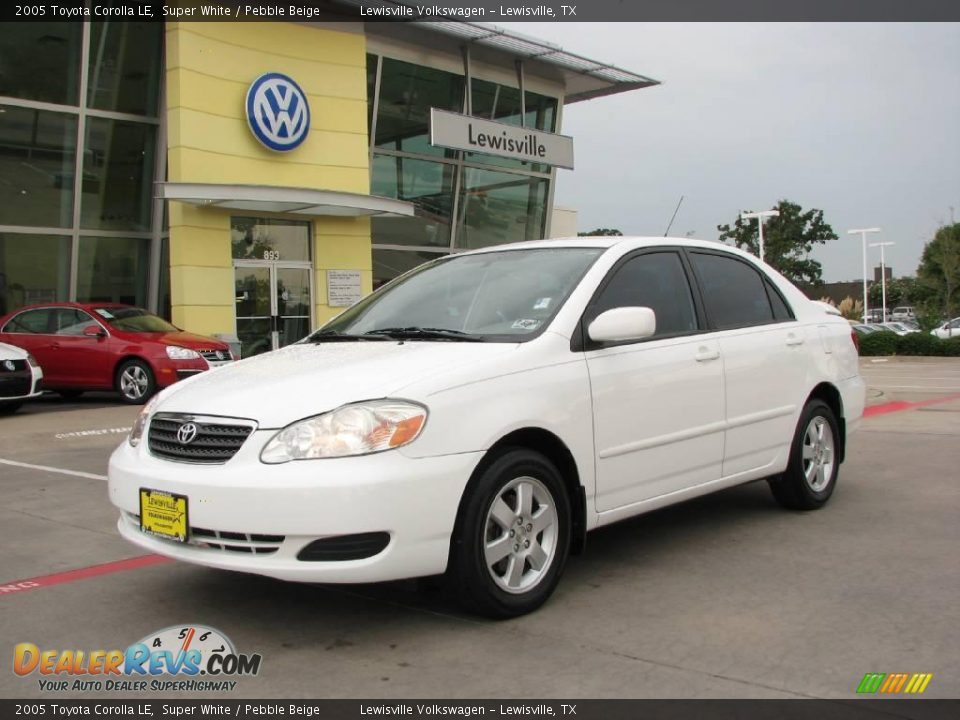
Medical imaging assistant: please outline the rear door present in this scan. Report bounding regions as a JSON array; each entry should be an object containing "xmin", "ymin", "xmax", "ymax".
[
  {"xmin": 687, "ymin": 250, "xmax": 809, "ymax": 478},
  {"xmin": 584, "ymin": 249, "xmax": 725, "ymax": 512}
]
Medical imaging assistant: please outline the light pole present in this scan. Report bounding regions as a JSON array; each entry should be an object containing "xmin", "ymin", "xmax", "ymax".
[
  {"xmin": 847, "ymin": 227, "xmax": 881, "ymax": 323},
  {"xmin": 869, "ymin": 241, "xmax": 895, "ymax": 322},
  {"xmin": 741, "ymin": 209, "xmax": 780, "ymax": 263}
]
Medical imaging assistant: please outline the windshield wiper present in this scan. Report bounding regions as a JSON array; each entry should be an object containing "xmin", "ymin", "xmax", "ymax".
[
  {"xmin": 363, "ymin": 327, "xmax": 485, "ymax": 342},
  {"xmin": 308, "ymin": 330, "xmax": 390, "ymax": 343}
]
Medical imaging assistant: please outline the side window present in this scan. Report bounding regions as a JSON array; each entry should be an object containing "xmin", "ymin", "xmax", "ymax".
[
  {"xmin": 765, "ymin": 279, "xmax": 794, "ymax": 322},
  {"xmin": 690, "ymin": 252, "xmax": 775, "ymax": 330},
  {"xmin": 3, "ymin": 308, "xmax": 54, "ymax": 334},
  {"xmin": 588, "ymin": 252, "xmax": 698, "ymax": 339},
  {"xmin": 55, "ymin": 309, "xmax": 95, "ymax": 336}
]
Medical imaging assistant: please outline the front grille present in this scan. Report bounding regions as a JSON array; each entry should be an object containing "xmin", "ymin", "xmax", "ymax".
[
  {"xmin": 148, "ymin": 413, "xmax": 255, "ymax": 464},
  {"xmin": 0, "ymin": 376, "xmax": 30, "ymax": 398},
  {"xmin": 127, "ymin": 513, "xmax": 283, "ymax": 554},
  {"xmin": 198, "ymin": 349, "xmax": 230, "ymax": 362}
]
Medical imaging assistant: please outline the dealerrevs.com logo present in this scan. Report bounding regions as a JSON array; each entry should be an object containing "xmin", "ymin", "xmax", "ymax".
[{"xmin": 13, "ymin": 625, "xmax": 262, "ymax": 693}]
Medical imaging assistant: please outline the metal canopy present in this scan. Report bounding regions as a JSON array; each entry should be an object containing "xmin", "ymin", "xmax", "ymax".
[{"xmin": 158, "ymin": 183, "xmax": 416, "ymax": 218}]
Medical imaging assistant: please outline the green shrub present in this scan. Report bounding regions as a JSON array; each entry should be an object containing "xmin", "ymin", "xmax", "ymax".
[
  {"xmin": 896, "ymin": 332, "xmax": 944, "ymax": 356},
  {"xmin": 942, "ymin": 337, "xmax": 960, "ymax": 357},
  {"xmin": 859, "ymin": 331, "xmax": 900, "ymax": 356}
]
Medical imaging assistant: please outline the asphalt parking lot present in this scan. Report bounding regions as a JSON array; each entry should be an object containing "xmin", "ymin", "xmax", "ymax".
[{"xmin": 1, "ymin": 359, "xmax": 958, "ymax": 699}]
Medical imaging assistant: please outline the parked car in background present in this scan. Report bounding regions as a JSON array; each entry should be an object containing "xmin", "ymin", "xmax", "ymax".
[
  {"xmin": 865, "ymin": 309, "xmax": 886, "ymax": 323},
  {"xmin": 931, "ymin": 317, "xmax": 960, "ymax": 340},
  {"xmin": 881, "ymin": 322, "xmax": 918, "ymax": 336},
  {"xmin": 851, "ymin": 324, "xmax": 877, "ymax": 336},
  {"xmin": 110, "ymin": 237, "xmax": 865, "ymax": 618},
  {"xmin": 890, "ymin": 306, "xmax": 916, "ymax": 322},
  {"xmin": 0, "ymin": 342, "xmax": 44, "ymax": 415},
  {"xmin": 0, "ymin": 304, "xmax": 233, "ymax": 404}
]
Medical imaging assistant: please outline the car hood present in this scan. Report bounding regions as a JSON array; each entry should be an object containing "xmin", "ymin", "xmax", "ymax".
[
  {"xmin": 155, "ymin": 340, "xmax": 520, "ymax": 427},
  {"xmin": 121, "ymin": 331, "xmax": 228, "ymax": 349},
  {"xmin": 0, "ymin": 341, "xmax": 29, "ymax": 360}
]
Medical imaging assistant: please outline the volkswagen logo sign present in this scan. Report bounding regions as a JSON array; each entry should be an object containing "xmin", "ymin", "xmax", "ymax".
[
  {"xmin": 177, "ymin": 422, "xmax": 199, "ymax": 445},
  {"xmin": 216, "ymin": 351, "xmax": 225, "ymax": 361},
  {"xmin": 2, "ymin": 360, "xmax": 14, "ymax": 371},
  {"xmin": 245, "ymin": 72, "xmax": 310, "ymax": 152}
]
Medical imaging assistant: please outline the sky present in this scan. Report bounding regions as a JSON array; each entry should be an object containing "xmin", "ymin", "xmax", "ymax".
[{"xmin": 498, "ymin": 22, "xmax": 960, "ymax": 283}]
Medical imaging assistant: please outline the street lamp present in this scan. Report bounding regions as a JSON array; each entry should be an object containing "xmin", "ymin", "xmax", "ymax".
[
  {"xmin": 847, "ymin": 227, "xmax": 881, "ymax": 323},
  {"xmin": 869, "ymin": 241, "xmax": 895, "ymax": 322},
  {"xmin": 741, "ymin": 209, "xmax": 780, "ymax": 263}
]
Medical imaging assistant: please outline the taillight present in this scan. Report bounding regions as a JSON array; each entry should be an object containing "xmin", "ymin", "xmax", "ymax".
[{"xmin": 851, "ymin": 329, "xmax": 860, "ymax": 354}]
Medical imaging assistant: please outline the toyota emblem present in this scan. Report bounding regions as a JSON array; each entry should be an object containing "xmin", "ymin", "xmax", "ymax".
[{"xmin": 177, "ymin": 422, "xmax": 199, "ymax": 445}]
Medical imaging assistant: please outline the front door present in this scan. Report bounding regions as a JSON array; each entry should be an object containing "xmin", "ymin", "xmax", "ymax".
[
  {"xmin": 231, "ymin": 216, "xmax": 313, "ymax": 359},
  {"xmin": 234, "ymin": 264, "xmax": 312, "ymax": 358}
]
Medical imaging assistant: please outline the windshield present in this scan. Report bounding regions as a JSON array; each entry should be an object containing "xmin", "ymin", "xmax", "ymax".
[
  {"xmin": 94, "ymin": 307, "xmax": 179, "ymax": 333},
  {"xmin": 315, "ymin": 247, "xmax": 604, "ymax": 342}
]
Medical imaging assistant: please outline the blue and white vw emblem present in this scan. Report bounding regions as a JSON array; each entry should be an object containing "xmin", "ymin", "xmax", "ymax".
[
  {"xmin": 177, "ymin": 422, "xmax": 199, "ymax": 445},
  {"xmin": 245, "ymin": 72, "xmax": 310, "ymax": 152}
]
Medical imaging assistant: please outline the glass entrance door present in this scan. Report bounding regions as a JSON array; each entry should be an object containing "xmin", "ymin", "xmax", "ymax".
[{"xmin": 234, "ymin": 264, "xmax": 312, "ymax": 358}]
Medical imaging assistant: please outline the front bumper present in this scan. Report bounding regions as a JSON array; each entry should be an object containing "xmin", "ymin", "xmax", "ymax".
[{"xmin": 108, "ymin": 434, "xmax": 482, "ymax": 583}]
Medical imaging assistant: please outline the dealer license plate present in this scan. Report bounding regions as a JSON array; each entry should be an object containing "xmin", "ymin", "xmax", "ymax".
[{"xmin": 139, "ymin": 489, "xmax": 188, "ymax": 542}]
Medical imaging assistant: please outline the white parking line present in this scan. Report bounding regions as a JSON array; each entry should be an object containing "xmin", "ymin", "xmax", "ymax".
[{"xmin": 0, "ymin": 458, "xmax": 107, "ymax": 481}]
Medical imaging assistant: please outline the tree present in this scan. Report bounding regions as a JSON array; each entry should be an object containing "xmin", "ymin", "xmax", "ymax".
[
  {"xmin": 717, "ymin": 200, "xmax": 838, "ymax": 285},
  {"xmin": 917, "ymin": 223, "xmax": 960, "ymax": 321},
  {"xmin": 578, "ymin": 228, "xmax": 623, "ymax": 237}
]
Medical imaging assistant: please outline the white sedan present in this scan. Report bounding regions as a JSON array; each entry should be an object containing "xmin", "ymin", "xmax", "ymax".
[
  {"xmin": 0, "ymin": 341, "xmax": 43, "ymax": 415},
  {"xmin": 930, "ymin": 317, "xmax": 960, "ymax": 340},
  {"xmin": 109, "ymin": 237, "xmax": 865, "ymax": 617}
]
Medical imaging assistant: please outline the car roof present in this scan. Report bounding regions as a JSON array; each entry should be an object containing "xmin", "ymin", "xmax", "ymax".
[{"xmin": 460, "ymin": 236, "xmax": 740, "ymax": 253}]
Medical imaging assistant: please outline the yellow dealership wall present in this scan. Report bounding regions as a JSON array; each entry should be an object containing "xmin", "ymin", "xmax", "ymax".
[{"xmin": 165, "ymin": 22, "xmax": 372, "ymax": 338}]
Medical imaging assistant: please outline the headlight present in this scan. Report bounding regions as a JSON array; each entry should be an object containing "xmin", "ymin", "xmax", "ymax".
[
  {"xmin": 26, "ymin": 354, "xmax": 40, "ymax": 368},
  {"xmin": 165, "ymin": 346, "xmax": 200, "ymax": 360},
  {"xmin": 129, "ymin": 396, "xmax": 160, "ymax": 447},
  {"xmin": 260, "ymin": 400, "xmax": 427, "ymax": 464}
]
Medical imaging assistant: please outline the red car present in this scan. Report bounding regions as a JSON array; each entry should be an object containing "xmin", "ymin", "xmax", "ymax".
[{"xmin": 0, "ymin": 303, "xmax": 233, "ymax": 404}]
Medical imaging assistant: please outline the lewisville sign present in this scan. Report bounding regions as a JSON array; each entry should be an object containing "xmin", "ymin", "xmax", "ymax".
[{"xmin": 429, "ymin": 109, "xmax": 575, "ymax": 169}]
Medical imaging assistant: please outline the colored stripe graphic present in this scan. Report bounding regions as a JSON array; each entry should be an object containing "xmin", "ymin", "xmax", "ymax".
[
  {"xmin": 0, "ymin": 555, "xmax": 172, "ymax": 597},
  {"xmin": 858, "ymin": 672, "xmax": 933, "ymax": 694}
]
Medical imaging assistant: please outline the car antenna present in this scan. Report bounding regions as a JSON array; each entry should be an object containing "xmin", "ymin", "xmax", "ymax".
[{"xmin": 664, "ymin": 195, "xmax": 684, "ymax": 237}]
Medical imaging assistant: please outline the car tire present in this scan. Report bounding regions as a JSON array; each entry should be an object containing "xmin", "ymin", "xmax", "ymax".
[
  {"xmin": 449, "ymin": 448, "xmax": 571, "ymax": 619},
  {"xmin": 768, "ymin": 400, "xmax": 840, "ymax": 511},
  {"xmin": 115, "ymin": 359, "xmax": 155, "ymax": 405},
  {"xmin": 0, "ymin": 401, "xmax": 23, "ymax": 415},
  {"xmin": 58, "ymin": 390, "xmax": 84, "ymax": 400}
]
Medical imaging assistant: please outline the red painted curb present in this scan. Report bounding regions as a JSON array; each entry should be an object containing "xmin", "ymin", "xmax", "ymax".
[
  {"xmin": 863, "ymin": 392, "xmax": 960, "ymax": 418},
  {"xmin": 1, "ymin": 555, "xmax": 172, "ymax": 597}
]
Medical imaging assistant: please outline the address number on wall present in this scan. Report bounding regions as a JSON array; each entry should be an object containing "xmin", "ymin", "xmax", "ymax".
[{"xmin": 262, "ymin": 250, "xmax": 280, "ymax": 261}]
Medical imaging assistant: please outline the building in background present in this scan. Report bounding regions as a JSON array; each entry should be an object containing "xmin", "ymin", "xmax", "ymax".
[{"xmin": 0, "ymin": 14, "xmax": 656, "ymax": 357}]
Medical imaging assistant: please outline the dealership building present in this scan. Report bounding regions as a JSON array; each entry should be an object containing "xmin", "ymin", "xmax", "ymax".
[{"xmin": 0, "ymin": 14, "xmax": 657, "ymax": 357}]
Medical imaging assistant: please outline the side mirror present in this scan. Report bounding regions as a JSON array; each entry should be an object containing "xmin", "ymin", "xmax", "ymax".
[
  {"xmin": 83, "ymin": 325, "xmax": 106, "ymax": 338},
  {"xmin": 587, "ymin": 307, "xmax": 657, "ymax": 344}
]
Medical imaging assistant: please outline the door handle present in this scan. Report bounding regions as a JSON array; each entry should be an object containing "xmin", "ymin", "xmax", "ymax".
[
  {"xmin": 695, "ymin": 347, "xmax": 720, "ymax": 362},
  {"xmin": 786, "ymin": 334, "xmax": 805, "ymax": 346}
]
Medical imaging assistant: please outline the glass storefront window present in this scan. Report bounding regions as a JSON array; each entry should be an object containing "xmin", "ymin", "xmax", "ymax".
[
  {"xmin": 230, "ymin": 217, "xmax": 311, "ymax": 261},
  {"xmin": 0, "ymin": 233, "xmax": 71, "ymax": 315},
  {"xmin": 0, "ymin": 106, "xmax": 77, "ymax": 228},
  {"xmin": 372, "ymin": 248, "xmax": 448, "ymax": 290},
  {"xmin": 0, "ymin": 22, "xmax": 82, "ymax": 105},
  {"xmin": 159, "ymin": 237, "xmax": 171, "ymax": 320},
  {"xmin": 456, "ymin": 167, "xmax": 548, "ymax": 250},
  {"xmin": 371, "ymin": 154, "xmax": 456, "ymax": 248},
  {"xmin": 81, "ymin": 118, "xmax": 155, "ymax": 231},
  {"xmin": 76, "ymin": 236, "xmax": 149, "ymax": 306},
  {"xmin": 88, "ymin": 22, "xmax": 162, "ymax": 116},
  {"xmin": 374, "ymin": 57, "xmax": 463, "ymax": 158}
]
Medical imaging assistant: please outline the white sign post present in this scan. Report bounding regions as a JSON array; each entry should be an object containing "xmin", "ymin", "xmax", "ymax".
[{"xmin": 326, "ymin": 270, "xmax": 363, "ymax": 307}]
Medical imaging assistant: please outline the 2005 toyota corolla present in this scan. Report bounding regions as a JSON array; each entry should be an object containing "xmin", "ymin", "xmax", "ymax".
[{"xmin": 109, "ymin": 237, "xmax": 865, "ymax": 617}]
